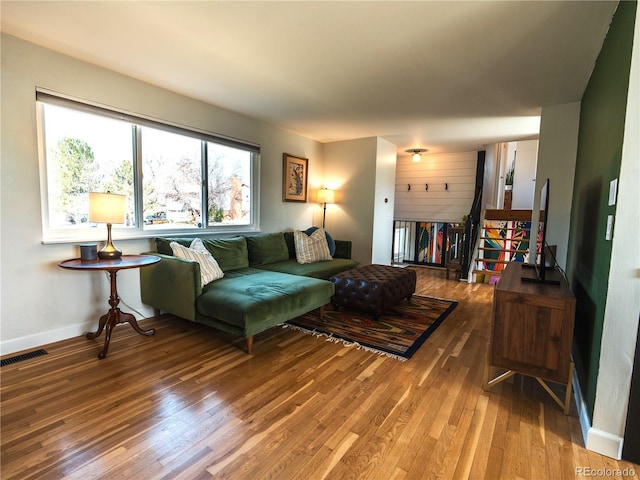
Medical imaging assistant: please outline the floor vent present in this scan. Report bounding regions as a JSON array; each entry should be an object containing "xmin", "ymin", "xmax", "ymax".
[{"xmin": 1, "ymin": 349, "xmax": 48, "ymax": 367}]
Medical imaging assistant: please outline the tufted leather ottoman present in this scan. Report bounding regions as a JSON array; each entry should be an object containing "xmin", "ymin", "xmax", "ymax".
[{"xmin": 330, "ymin": 264, "xmax": 417, "ymax": 319}]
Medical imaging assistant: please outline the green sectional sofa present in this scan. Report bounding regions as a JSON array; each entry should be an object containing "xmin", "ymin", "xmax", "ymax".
[{"xmin": 140, "ymin": 231, "xmax": 358, "ymax": 353}]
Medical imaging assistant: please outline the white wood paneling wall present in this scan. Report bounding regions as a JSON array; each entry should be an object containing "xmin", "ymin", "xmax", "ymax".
[{"xmin": 394, "ymin": 151, "xmax": 477, "ymax": 223}]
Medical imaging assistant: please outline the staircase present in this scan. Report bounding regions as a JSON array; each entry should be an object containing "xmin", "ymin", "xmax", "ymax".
[{"xmin": 473, "ymin": 209, "xmax": 540, "ymax": 283}]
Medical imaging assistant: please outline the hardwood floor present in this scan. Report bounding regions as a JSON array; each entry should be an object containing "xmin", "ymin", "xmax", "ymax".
[{"xmin": 2, "ymin": 267, "xmax": 638, "ymax": 479}]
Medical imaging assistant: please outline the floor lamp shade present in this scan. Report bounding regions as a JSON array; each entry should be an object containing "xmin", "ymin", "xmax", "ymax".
[
  {"xmin": 317, "ymin": 188, "xmax": 335, "ymax": 205},
  {"xmin": 318, "ymin": 189, "xmax": 335, "ymax": 228},
  {"xmin": 89, "ymin": 192, "xmax": 126, "ymax": 259}
]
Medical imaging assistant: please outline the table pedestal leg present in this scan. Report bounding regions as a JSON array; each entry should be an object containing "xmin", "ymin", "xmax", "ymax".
[
  {"xmin": 86, "ymin": 269, "xmax": 155, "ymax": 359},
  {"xmin": 86, "ymin": 312, "xmax": 109, "ymax": 341}
]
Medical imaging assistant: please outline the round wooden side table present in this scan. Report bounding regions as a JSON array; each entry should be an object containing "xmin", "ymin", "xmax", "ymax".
[{"xmin": 59, "ymin": 254, "xmax": 160, "ymax": 359}]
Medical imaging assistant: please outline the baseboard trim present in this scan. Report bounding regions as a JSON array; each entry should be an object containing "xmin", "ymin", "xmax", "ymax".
[
  {"xmin": 573, "ymin": 370, "xmax": 624, "ymax": 459},
  {"xmin": 0, "ymin": 321, "xmax": 94, "ymax": 357},
  {"xmin": 586, "ymin": 428, "xmax": 624, "ymax": 460}
]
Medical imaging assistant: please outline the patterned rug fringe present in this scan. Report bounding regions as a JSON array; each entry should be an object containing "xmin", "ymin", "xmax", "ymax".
[{"xmin": 280, "ymin": 323, "xmax": 408, "ymax": 362}]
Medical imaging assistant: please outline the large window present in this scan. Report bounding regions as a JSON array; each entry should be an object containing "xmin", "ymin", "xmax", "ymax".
[
  {"xmin": 37, "ymin": 92, "xmax": 259, "ymax": 241},
  {"xmin": 140, "ymin": 127, "xmax": 203, "ymax": 229}
]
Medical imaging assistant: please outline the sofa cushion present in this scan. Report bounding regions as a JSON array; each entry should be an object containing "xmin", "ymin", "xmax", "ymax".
[
  {"xmin": 199, "ymin": 237, "xmax": 249, "ymax": 272},
  {"xmin": 156, "ymin": 236, "xmax": 249, "ymax": 272},
  {"xmin": 294, "ymin": 228, "xmax": 332, "ymax": 264},
  {"xmin": 196, "ymin": 269, "xmax": 334, "ymax": 330},
  {"xmin": 257, "ymin": 258, "xmax": 358, "ymax": 280},
  {"xmin": 246, "ymin": 232, "xmax": 290, "ymax": 267},
  {"xmin": 170, "ymin": 240, "xmax": 224, "ymax": 286},
  {"xmin": 156, "ymin": 237, "xmax": 190, "ymax": 255},
  {"xmin": 284, "ymin": 232, "xmax": 296, "ymax": 259}
]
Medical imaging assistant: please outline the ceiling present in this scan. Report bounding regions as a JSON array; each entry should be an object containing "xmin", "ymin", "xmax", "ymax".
[{"xmin": 0, "ymin": 1, "xmax": 618, "ymax": 155}]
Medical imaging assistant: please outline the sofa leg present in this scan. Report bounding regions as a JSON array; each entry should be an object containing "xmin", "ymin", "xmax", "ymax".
[
  {"xmin": 319, "ymin": 305, "xmax": 325, "ymax": 319},
  {"xmin": 246, "ymin": 336, "xmax": 254, "ymax": 354},
  {"xmin": 153, "ymin": 308, "xmax": 160, "ymax": 319}
]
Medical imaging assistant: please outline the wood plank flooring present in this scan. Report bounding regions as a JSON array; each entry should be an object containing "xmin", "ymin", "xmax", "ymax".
[{"xmin": 2, "ymin": 267, "xmax": 638, "ymax": 479}]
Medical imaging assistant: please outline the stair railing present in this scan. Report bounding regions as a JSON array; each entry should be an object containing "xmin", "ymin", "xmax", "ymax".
[
  {"xmin": 461, "ymin": 185, "xmax": 483, "ymax": 280},
  {"xmin": 391, "ymin": 185, "xmax": 483, "ymax": 275}
]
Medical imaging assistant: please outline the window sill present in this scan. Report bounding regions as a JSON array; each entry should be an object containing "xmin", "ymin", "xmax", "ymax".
[{"xmin": 42, "ymin": 225, "xmax": 261, "ymax": 245}]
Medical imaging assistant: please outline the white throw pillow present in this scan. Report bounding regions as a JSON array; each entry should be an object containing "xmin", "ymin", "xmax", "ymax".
[
  {"xmin": 189, "ymin": 237, "xmax": 210, "ymax": 254},
  {"xmin": 170, "ymin": 239, "xmax": 224, "ymax": 286},
  {"xmin": 294, "ymin": 228, "xmax": 333, "ymax": 264}
]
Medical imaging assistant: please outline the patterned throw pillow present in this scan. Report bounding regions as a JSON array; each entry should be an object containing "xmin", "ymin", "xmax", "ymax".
[
  {"xmin": 304, "ymin": 226, "xmax": 336, "ymax": 256},
  {"xmin": 294, "ymin": 228, "xmax": 333, "ymax": 264},
  {"xmin": 170, "ymin": 239, "xmax": 224, "ymax": 286}
]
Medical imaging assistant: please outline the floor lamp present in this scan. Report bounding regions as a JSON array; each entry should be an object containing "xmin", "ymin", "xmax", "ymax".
[{"xmin": 317, "ymin": 188, "xmax": 335, "ymax": 228}]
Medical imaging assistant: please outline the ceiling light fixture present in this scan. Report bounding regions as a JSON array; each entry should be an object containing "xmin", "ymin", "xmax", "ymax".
[{"xmin": 406, "ymin": 148, "xmax": 428, "ymax": 162}]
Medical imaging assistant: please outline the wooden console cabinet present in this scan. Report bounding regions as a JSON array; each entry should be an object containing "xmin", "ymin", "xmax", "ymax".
[{"xmin": 484, "ymin": 262, "xmax": 576, "ymax": 414}]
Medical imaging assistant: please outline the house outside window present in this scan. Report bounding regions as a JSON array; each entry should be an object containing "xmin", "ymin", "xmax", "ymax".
[{"xmin": 37, "ymin": 91, "xmax": 259, "ymax": 242}]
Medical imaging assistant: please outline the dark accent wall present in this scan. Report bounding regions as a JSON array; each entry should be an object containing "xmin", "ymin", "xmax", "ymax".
[{"xmin": 567, "ymin": 0, "xmax": 637, "ymax": 417}]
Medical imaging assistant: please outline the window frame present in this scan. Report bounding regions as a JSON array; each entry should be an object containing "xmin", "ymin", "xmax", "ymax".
[{"xmin": 36, "ymin": 90, "xmax": 261, "ymax": 243}]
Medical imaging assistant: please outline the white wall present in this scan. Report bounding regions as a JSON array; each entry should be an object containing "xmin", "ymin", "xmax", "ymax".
[
  {"xmin": 482, "ymin": 145, "xmax": 499, "ymax": 209},
  {"xmin": 323, "ymin": 138, "xmax": 378, "ymax": 265},
  {"xmin": 534, "ymin": 102, "xmax": 581, "ymax": 270},
  {"xmin": 495, "ymin": 142, "xmax": 510, "ymax": 208},
  {"xmin": 503, "ymin": 141, "xmax": 517, "ymax": 205},
  {"xmin": 0, "ymin": 34, "xmax": 324, "ymax": 354},
  {"xmin": 592, "ymin": 4, "xmax": 640, "ymax": 458},
  {"xmin": 371, "ymin": 138, "xmax": 397, "ymax": 265},
  {"xmin": 394, "ymin": 151, "xmax": 476, "ymax": 223},
  {"xmin": 511, "ymin": 140, "xmax": 538, "ymax": 209}
]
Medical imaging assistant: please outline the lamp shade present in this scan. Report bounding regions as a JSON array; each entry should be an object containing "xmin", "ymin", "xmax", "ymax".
[
  {"xmin": 89, "ymin": 192, "xmax": 126, "ymax": 224},
  {"xmin": 317, "ymin": 188, "xmax": 335, "ymax": 204}
]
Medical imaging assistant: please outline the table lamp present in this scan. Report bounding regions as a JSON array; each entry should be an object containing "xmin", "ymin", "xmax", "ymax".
[
  {"xmin": 89, "ymin": 192, "xmax": 126, "ymax": 259},
  {"xmin": 317, "ymin": 188, "xmax": 335, "ymax": 228}
]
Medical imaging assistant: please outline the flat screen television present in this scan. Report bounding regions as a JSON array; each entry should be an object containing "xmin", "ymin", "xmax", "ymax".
[{"xmin": 522, "ymin": 178, "xmax": 560, "ymax": 285}]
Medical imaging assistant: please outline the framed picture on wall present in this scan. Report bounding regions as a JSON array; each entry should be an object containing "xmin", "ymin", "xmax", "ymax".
[{"xmin": 282, "ymin": 153, "xmax": 308, "ymax": 202}]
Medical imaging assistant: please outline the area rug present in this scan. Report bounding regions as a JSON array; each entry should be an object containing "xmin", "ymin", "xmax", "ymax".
[{"xmin": 283, "ymin": 295, "xmax": 458, "ymax": 361}]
